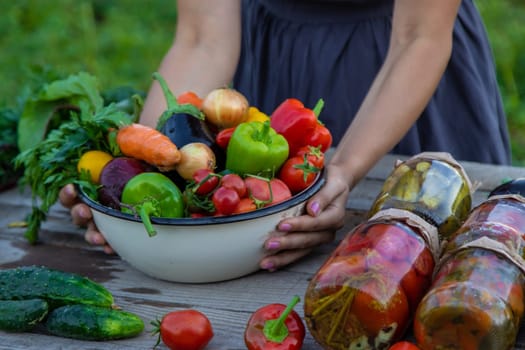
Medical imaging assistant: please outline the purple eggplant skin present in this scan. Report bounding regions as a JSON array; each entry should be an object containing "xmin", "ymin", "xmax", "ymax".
[
  {"xmin": 98, "ymin": 157, "xmax": 151, "ymax": 209},
  {"xmin": 159, "ymin": 113, "xmax": 226, "ymax": 171},
  {"xmin": 489, "ymin": 178, "xmax": 525, "ymax": 198}
]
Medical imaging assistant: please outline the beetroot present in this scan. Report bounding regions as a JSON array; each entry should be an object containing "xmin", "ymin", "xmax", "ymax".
[{"xmin": 98, "ymin": 157, "xmax": 151, "ymax": 209}]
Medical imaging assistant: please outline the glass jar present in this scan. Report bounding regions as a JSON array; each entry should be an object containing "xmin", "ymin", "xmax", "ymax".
[
  {"xmin": 304, "ymin": 212, "xmax": 437, "ymax": 350},
  {"xmin": 413, "ymin": 194, "xmax": 525, "ymax": 350},
  {"xmin": 368, "ymin": 152, "xmax": 472, "ymax": 238}
]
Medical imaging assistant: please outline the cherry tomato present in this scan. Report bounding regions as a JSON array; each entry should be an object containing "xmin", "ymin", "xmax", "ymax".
[
  {"xmin": 212, "ymin": 186, "xmax": 240, "ymax": 215},
  {"xmin": 232, "ymin": 197, "xmax": 257, "ymax": 214},
  {"xmin": 220, "ymin": 173, "xmax": 247, "ymax": 198},
  {"xmin": 294, "ymin": 145, "xmax": 325, "ymax": 168},
  {"xmin": 278, "ymin": 155, "xmax": 320, "ymax": 194},
  {"xmin": 156, "ymin": 309, "xmax": 213, "ymax": 350},
  {"xmin": 192, "ymin": 168, "xmax": 220, "ymax": 195},
  {"xmin": 389, "ymin": 341, "xmax": 421, "ymax": 350},
  {"xmin": 244, "ymin": 176, "xmax": 292, "ymax": 208}
]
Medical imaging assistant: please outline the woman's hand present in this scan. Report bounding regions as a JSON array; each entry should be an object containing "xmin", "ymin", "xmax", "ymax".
[
  {"xmin": 58, "ymin": 184, "xmax": 115, "ymax": 254},
  {"xmin": 259, "ymin": 164, "xmax": 351, "ymax": 271}
]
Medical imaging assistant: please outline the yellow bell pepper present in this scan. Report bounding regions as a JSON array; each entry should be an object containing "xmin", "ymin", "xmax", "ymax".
[{"xmin": 246, "ymin": 106, "xmax": 270, "ymax": 123}]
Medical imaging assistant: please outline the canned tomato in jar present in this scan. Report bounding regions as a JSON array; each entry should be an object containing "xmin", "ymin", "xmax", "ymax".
[{"xmin": 304, "ymin": 211, "xmax": 438, "ymax": 349}]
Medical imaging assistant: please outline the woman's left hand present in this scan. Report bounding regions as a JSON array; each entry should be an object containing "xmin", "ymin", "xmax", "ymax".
[{"xmin": 259, "ymin": 164, "xmax": 350, "ymax": 271}]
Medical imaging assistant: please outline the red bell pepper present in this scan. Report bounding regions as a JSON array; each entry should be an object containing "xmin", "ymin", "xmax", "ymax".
[
  {"xmin": 271, "ymin": 98, "xmax": 331, "ymax": 154},
  {"xmin": 244, "ymin": 295, "xmax": 305, "ymax": 350},
  {"xmin": 215, "ymin": 126, "xmax": 236, "ymax": 149},
  {"xmin": 304, "ymin": 122, "xmax": 332, "ymax": 152}
]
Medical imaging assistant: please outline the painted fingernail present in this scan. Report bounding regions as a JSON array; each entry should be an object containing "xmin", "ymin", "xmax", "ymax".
[
  {"xmin": 78, "ymin": 207, "xmax": 89, "ymax": 219},
  {"xmin": 279, "ymin": 223, "xmax": 292, "ymax": 231},
  {"xmin": 65, "ymin": 184, "xmax": 75, "ymax": 197},
  {"xmin": 261, "ymin": 261, "xmax": 275, "ymax": 270},
  {"xmin": 267, "ymin": 240, "xmax": 280, "ymax": 250},
  {"xmin": 310, "ymin": 201, "xmax": 320, "ymax": 216}
]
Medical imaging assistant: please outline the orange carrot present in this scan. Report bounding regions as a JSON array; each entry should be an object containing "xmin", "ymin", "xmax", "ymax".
[{"xmin": 116, "ymin": 123, "xmax": 181, "ymax": 171}]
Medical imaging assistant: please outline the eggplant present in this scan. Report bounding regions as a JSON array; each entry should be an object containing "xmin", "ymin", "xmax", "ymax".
[
  {"xmin": 152, "ymin": 72, "xmax": 226, "ymax": 171},
  {"xmin": 489, "ymin": 178, "xmax": 525, "ymax": 198},
  {"xmin": 159, "ymin": 113, "xmax": 225, "ymax": 170}
]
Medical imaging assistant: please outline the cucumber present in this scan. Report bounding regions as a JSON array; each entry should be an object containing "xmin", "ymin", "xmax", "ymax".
[
  {"xmin": 45, "ymin": 304, "xmax": 144, "ymax": 340},
  {"xmin": 0, "ymin": 265, "xmax": 113, "ymax": 308},
  {"xmin": 0, "ymin": 299, "xmax": 49, "ymax": 332}
]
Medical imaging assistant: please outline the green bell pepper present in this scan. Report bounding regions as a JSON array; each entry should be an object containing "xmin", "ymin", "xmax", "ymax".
[
  {"xmin": 121, "ymin": 172, "xmax": 184, "ymax": 237},
  {"xmin": 226, "ymin": 121, "xmax": 289, "ymax": 177}
]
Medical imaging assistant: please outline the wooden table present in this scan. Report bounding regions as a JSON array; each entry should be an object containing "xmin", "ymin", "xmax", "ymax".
[{"xmin": 2, "ymin": 154, "xmax": 525, "ymax": 349}]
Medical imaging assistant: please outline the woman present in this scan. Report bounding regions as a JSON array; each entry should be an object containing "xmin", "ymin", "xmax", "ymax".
[{"xmin": 60, "ymin": 0, "xmax": 510, "ymax": 271}]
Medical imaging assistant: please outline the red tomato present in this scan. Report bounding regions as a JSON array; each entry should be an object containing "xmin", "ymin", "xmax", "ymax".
[
  {"xmin": 315, "ymin": 255, "xmax": 367, "ymax": 294},
  {"xmin": 244, "ymin": 176, "xmax": 292, "ymax": 207},
  {"xmin": 278, "ymin": 155, "xmax": 320, "ymax": 194},
  {"xmin": 232, "ymin": 197, "xmax": 257, "ymax": 214},
  {"xmin": 304, "ymin": 123, "xmax": 332, "ymax": 152},
  {"xmin": 389, "ymin": 341, "xmax": 421, "ymax": 350},
  {"xmin": 294, "ymin": 145, "xmax": 325, "ymax": 168},
  {"xmin": 350, "ymin": 277, "xmax": 409, "ymax": 340},
  {"xmin": 371, "ymin": 223, "xmax": 424, "ymax": 263},
  {"xmin": 212, "ymin": 186, "xmax": 240, "ymax": 215},
  {"xmin": 157, "ymin": 309, "xmax": 213, "ymax": 350},
  {"xmin": 412, "ymin": 247, "xmax": 435, "ymax": 277},
  {"xmin": 192, "ymin": 168, "xmax": 220, "ymax": 195},
  {"xmin": 220, "ymin": 173, "xmax": 247, "ymax": 198}
]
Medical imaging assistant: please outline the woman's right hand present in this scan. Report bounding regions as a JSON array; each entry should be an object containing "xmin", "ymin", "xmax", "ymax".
[{"xmin": 58, "ymin": 184, "xmax": 115, "ymax": 254}]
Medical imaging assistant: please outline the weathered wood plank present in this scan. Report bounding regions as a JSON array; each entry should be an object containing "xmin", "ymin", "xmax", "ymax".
[{"xmin": 2, "ymin": 155, "xmax": 525, "ymax": 349}]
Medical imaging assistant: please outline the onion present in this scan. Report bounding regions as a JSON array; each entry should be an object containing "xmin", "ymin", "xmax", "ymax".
[
  {"xmin": 175, "ymin": 142, "xmax": 216, "ymax": 180},
  {"xmin": 201, "ymin": 88, "xmax": 249, "ymax": 129}
]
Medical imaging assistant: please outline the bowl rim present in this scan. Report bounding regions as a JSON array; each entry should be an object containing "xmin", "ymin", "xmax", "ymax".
[{"xmin": 77, "ymin": 172, "xmax": 325, "ymax": 226}]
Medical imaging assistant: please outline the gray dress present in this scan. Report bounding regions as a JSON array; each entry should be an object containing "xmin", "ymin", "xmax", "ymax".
[{"xmin": 233, "ymin": 0, "xmax": 511, "ymax": 164}]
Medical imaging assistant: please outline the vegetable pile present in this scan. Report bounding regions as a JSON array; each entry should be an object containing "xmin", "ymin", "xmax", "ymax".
[
  {"xmin": 0, "ymin": 265, "xmax": 144, "ymax": 340},
  {"xmin": 14, "ymin": 71, "xmax": 332, "ymax": 241}
]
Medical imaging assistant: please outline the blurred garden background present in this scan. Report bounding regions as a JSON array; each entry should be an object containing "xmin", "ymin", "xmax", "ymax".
[{"xmin": 0, "ymin": 0, "xmax": 524, "ymax": 163}]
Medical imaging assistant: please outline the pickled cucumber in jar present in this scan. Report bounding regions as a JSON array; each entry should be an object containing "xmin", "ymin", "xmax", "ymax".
[
  {"xmin": 368, "ymin": 152, "xmax": 472, "ymax": 237},
  {"xmin": 304, "ymin": 214, "xmax": 437, "ymax": 350}
]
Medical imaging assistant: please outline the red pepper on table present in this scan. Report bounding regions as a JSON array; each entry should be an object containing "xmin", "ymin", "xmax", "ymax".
[
  {"xmin": 244, "ymin": 295, "xmax": 305, "ymax": 350},
  {"xmin": 270, "ymin": 98, "xmax": 331, "ymax": 155}
]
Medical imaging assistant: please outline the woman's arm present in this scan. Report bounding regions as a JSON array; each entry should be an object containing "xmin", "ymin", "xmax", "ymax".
[
  {"xmin": 263, "ymin": 0, "xmax": 462, "ymax": 270},
  {"xmin": 139, "ymin": 0, "xmax": 242, "ymax": 127},
  {"xmin": 330, "ymin": 0, "xmax": 462, "ymax": 188}
]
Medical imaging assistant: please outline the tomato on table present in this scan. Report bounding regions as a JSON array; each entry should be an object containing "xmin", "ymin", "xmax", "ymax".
[
  {"xmin": 152, "ymin": 309, "xmax": 213, "ymax": 350},
  {"xmin": 389, "ymin": 341, "xmax": 421, "ymax": 350}
]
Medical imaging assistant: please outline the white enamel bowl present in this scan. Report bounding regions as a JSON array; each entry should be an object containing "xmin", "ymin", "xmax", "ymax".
[{"xmin": 79, "ymin": 175, "xmax": 324, "ymax": 283}]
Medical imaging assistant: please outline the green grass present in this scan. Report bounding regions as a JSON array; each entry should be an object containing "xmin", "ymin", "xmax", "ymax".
[{"xmin": 1, "ymin": 0, "xmax": 524, "ymax": 164}]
